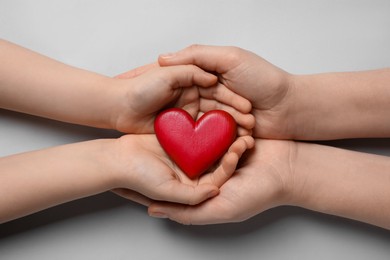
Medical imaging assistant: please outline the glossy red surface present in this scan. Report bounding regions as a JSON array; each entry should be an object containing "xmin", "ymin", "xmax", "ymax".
[{"xmin": 155, "ymin": 108, "xmax": 237, "ymax": 179}]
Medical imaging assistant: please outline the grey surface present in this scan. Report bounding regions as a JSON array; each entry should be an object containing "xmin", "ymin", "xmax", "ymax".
[{"xmin": 0, "ymin": 0, "xmax": 389, "ymax": 259}]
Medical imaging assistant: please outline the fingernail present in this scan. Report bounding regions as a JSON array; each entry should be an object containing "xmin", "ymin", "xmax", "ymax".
[
  {"xmin": 159, "ymin": 52, "xmax": 176, "ymax": 59},
  {"xmin": 149, "ymin": 211, "xmax": 167, "ymax": 219},
  {"xmin": 208, "ymin": 189, "xmax": 219, "ymax": 199}
]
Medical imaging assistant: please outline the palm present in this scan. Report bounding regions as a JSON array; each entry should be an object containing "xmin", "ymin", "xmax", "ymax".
[
  {"xmin": 113, "ymin": 134, "xmax": 252, "ymax": 206},
  {"xmin": 116, "ymin": 80, "xmax": 201, "ymax": 134},
  {"xmin": 159, "ymin": 45, "xmax": 293, "ymax": 139},
  {"xmin": 149, "ymin": 139, "xmax": 296, "ymax": 224},
  {"xmin": 217, "ymin": 52, "xmax": 292, "ymax": 139},
  {"xmin": 211, "ymin": 139, "xmax": 294, "ymax": 222},
  {"xmin": 118, "ymin": 135, "xmax": 203, "ymax": 189}
]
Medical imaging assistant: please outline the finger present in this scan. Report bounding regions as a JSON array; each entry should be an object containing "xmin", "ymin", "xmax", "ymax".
[
  {"xmin": 238, "ymin": 126, "xmax": 252, "ymax": 136},
  {"xmin": 199, "ymin": 98, "xmax": 255, "ymax": 130},
  {"xmin": 208, "ymin": 136, "xmax": 255, "ymax": 187},
  {"xmin": 159, "ymin": 45, "xmax": 236, "ymax": 74},
  {"xmin": 153, "ymin": 181, "xmax": 219, "ymax": 206},
  {"xmin": 111, "ymin": 188, "xmax": 153, "ymax": 207},
  {"xmin": 229, "ymin": 135, "xmax": 255, "ymax": 152},
  {"xmin": 157, "ymin": 65, "xmax": 217, "ymax": 89},
  {"xmin": 148, "ymin": 200, "xmax": 224, "ymax": 225},
  {"xmin": 114, "ymin": 63, "xmax": 159, "ymax": 79},
  {"xmin": 199, "ymin": 82, "xmax": 252, "ymax": 113}
]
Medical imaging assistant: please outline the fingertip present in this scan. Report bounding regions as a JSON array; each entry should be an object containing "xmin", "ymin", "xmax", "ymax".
[
  {"xmin": 189, "ymin": 65, "xmax": 218, "ymax": 87},
  {"xmin": 158, "ymin": 54, "xmax": 173, "ymax": 65},
  {"xmin": 243, "ymin": 135, "xmax": 255, "ymax": 149},
  {"xmin": 227, "ymin": 136, "xmax": 254, "ymax": 159},
  {"xmin": 190, "ymin": 65, "xmax": 218, "ymax": 88},
  {"xmin": 241, "ymin": 99, "xmax": 253, "ymax": 114},
  {"xmin": 207, "ymin": 187, "xmax": 220, "ymax": 199},
  {"xmin": 182, "ymin": 184, "xmax": 220, "ymax": 206},
  {"xmin": 200, "ymin": 70, "xmax": 218, "ymax": 85},
  {"xmin": 148, "ymin": 204, "xmax": 193, "ymax": 225},
  {"xmin": 166, "ymin": 65, "xmax": 217, "ymax": 88},
  {"xmin": 158, "ymin": 48, "xmax": 186, "ymax": 65},
  {"xmin": 237, "ymin": 126, "xmax": 252, "ymax": 136},
  {"xmin": 197, "ymin": 185, "xmax": 219, "ymax": 204},
  {"xmin": 247, "ymin": 113, "xmax": 256, "ymax": 129},
  {"xmin": 239, "ymin": 113, "xmax": 256, "ymax": 131},
  {"xmin": 225, "ymin": 151, "xmax": 240, "ymax": 170},
  {"xmin": 148, "ymin": 203, "xmax": 168, "ymax": 219}
]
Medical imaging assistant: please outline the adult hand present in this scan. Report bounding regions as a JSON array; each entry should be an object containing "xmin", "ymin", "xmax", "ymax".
[
  {"xmin": 158, "ymin": 45, "xmax": 295, "ymax": 139},
  {"xmin": 147, "ymin": 139, "xmax": 296, "ymax": 224}
]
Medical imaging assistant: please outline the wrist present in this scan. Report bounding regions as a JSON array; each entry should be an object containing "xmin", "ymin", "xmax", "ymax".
[
  {"xmin": 273, "ymin": 140, "xmax": 302, "ymax": 208},
  {"xmin": 285, "ymin": 141, "xmax": 313, "ymax": 208},
  {"xmin": 262, "ymin": 73, "xmax": 303, "ymax": 140},
  {"xmin": 80, "ymin": 138, "xmax": 122, "ymax": 191},
  {"xmin": 96, "ymin": 137, "xmax": 132, "ymax": 189},
  {"xmin": 106, "ymin": 135, "xmax": 141, "ymax": 190},
  {"xmin": 285, "ymin": 74, "xmax": 339, "ymax": 140},
  {"xmin": 106, "ymin": 78, "xmax": 142, "ymax": 133},
  {"xmin": 99, "ymin": 77, "xmax": 130, "ymax": 131}
]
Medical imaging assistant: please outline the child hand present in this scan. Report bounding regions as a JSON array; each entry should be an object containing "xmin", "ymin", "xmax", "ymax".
[
  {"xmin": 112, "ymin": 64, "xmax": 255, "ymax": 135},
  {"xmin": 110, "ymin": 134, "xmax": 254, "ymax": 206}
]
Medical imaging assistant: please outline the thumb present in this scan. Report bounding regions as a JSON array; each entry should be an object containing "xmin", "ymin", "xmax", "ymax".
[
  {"xmin": 148, "ymin": 198, "xmax": 225, "ymax": 225},
  {"xmin": 152, "ymin": 181, "xmax": 219, "ymax": 206},
  {"xmin": 157, "ymin": 65, "xmax": 217, "ymax": 89},
  {"xmin": 159, "ymin": 45, "xmax": 235, "ymax": 74},
  {"xmin": 114, "ymin": 63, "xmax": 159, "ymax": 79}
]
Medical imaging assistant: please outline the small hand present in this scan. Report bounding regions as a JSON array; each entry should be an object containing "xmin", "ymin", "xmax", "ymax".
[
  {"xmin": 158, "ymin": 45, "xmax": 295, "ymax": 139},
  {"xmin": 113, "ymin": 63, "xmax": 255, "ymax": 135},
  {"xmin": 111, "ymin": 134, "xmax": 254, "ymax": 206},
  {"xmin": 147, "ymin": 139, "xmax": 296, "ymax": 224}
]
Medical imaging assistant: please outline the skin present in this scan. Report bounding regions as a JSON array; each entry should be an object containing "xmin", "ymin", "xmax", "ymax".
[
  {"xmin": 158, "ymin": 45, "xmax": 390, "ymax": 140},
  {"xmin": 0, "ymin": 40, "xmax": 255, "ymax": 223},
  {"xmin": 144, "ymin": 44, "xmax": 390, "ymax": 229},
  {"xmin": 149, "ymin": 139, "xmax": 390, "ymax": 230},
  {"xmin": 0, "ymin": 40, "xmax": 255, "ymax": 134},
  {"xmin": 0, "ymin": 134, "xmax": 253, "ymax": 224}
]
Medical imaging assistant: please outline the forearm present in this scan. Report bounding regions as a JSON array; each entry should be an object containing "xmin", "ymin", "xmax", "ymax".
[
  {"xmin": 0, "ymin": 39, "xmax": 121, "ymax": 129},
  {"xmin": 289, "ymin": 69, "xmax": 390, "ymax": 139},
  {"xmin": 292, "ymin": 142, "xmax": 390, "ymax": 229},
  {"xmin": 0, "ymin": 139, "xmax": 117, "ymax": 223}
]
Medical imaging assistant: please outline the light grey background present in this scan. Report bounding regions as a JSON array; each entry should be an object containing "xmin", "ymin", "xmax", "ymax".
[{"xmin": 0, "ymin": 0, "xmax": 389, "ymax": 259}]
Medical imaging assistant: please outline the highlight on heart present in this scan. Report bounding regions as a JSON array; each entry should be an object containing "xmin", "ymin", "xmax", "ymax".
[{"xmin": 154, "ymin": 108, "xmax": 237, "ymax": 179}]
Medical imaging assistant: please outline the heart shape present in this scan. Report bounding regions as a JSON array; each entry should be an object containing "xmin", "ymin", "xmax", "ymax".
[{"xmin": 154, "ymin": 108, "xmax": 237, "ymax": 179}]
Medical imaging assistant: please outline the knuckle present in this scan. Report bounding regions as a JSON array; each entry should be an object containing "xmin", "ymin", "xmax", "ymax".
[
  {"xmin": 187, "ymin": 44, "xmax": 202, "ymax": 52},
  {"xmin": 175, "ymin": 208, "xmax": 193, "ymax": 225},
  {"xmin": 225, "ymin": 46, "xmax": 243, "ymax": 63}
]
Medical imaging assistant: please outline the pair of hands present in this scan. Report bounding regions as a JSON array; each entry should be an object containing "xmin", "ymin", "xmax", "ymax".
[
  {"xmin": 2, "ymin": 40, "xmax": 388, "ymax": 226},
  {"xmin": 111, "ymin": 45, "xmax": 296, "ymax": 224},
  {"xmin": 108, "ymin": 51, "xmax": 258, "ymax": 211}
]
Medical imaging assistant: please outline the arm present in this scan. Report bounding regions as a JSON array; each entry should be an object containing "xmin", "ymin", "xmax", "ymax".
[
  {"xmin": 149, "ymin": 139, "xmax": 390, "ymax": 230},
  {"xmin": 290, "ymin": 69, "xmax": 390, "ymax": 139},
  {"xmin": 0, "ymin": 40, "xmax": 254, "ymax": 134},
  {"xmin": 0, "ymin": 39, "xmax": 117, "ymax": 129},
  {"xmin": 0, "ymin": 134, "xmax": 253, "ymax": 224},
  {"xmin": 159, "ymin": 45, "xmax": 390, "ymax": 140},
  {"xmin": 0, "ymin": 139, "xmax": 116, "ymax": 223},
  {"xmin": 292, "ymin": 141, "xmax": 390, "ymax": 229}
]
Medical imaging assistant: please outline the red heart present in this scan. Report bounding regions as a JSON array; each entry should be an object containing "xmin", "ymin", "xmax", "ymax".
[{"xmin": 154, "ymin": 108, "xmax": 237, "ymax": 179}]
